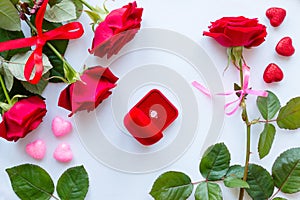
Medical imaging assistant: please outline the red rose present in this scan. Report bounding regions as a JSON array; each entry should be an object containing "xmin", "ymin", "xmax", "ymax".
[
  {"xmin": 58, "ymin": 66, "xmax": 118, "ymax": 117},
  {"xmin": 203, "ymin": 16, "xmax": 267, "ymax": 48},
  {"xmin": 89, "ymin": 1, "xmax": 143, "ymax": 58},
  {"xmin": 0, "ymin": 96, "xmax": 47, "ymax": 142}
]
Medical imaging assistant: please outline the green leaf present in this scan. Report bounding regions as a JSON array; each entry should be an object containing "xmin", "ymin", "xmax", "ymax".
[
  {"xmin": 225, "ymin": 165, "xmax": 244, "ymax": 179},
  {"xmin": 4, "ymin": 51, "xmax": 53, "ymax": 81},
  {"xmin": 258, "ymin": 123, "xmax": 276, "ymax": 159},
  {"xmin": 44, "ymin": 0, "xmax": 77, "ymax": 23},
  {"xmin": 57, "ymin": 165, "xmax": 89, "ymax": 200},
  {"xmin": 224, "ymin": 176, "xmax": 249, "ymax": 188},
  {"xmin": 0, "ymin": 28, "xmax": 30, "ymax": 60},
  {"xmin": 200, "ymin": 143, "xmax": 230, "ymax": 181},
  {"xmin": 0, "ymin": 0, "xmax": 21, "ymax": 31},
  {"xmin": 277, "ymin": 97, "xmax": 300, "ymax": 130},
  {"xmin": 6, "ymin": 164, "xmax": 54, "ymax": 200},
  {"xmin": 1, "ymin": 64, "xmax": 14, "ymax": 91},
  {"xmin": 246, "ymin": 164, "xmax": 274, "ymax": 200},
  {"xmin": 49, "ymin": 0, "xmax": 63, "ymax": 6},
  {"xmin": 273, "ymin": 198, "xmax": 287, "ymax": 200},
  {"xmin": 272, "ymin": 147, "xmax": 300, "ymax": 193},
  {"xmin": 224, "ymin": 165, "xmax": 249, "ymax": 189},
  {"xmin": 9, "ymin": 78, "xmax": 35, "ymax": 97},
  {"xmin": 194, "ymin": 182, "xmax": 222, "ymax": 200},
  {"xmin": 72, "ymin": 0, "xmax": 83, "ymax": 19},
  {"xmin": 150, "ymin": 171, "xmax": 193, "ymax": 200},
  {"xmin": 10, "ymin": 0, "xmax": 20, "ymax": 5},
  {"xmin": 21, "ymin": 73, "xmax": 49, "ymax": 95},
  {"xmin": 257, "ymin": 91, "xmax": 280, "ymax": 120}
]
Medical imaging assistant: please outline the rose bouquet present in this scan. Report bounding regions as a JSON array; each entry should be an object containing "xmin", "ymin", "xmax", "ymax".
[{"xmin": 0, "ymin": 0, "xmax": 143, "ymax": 142}]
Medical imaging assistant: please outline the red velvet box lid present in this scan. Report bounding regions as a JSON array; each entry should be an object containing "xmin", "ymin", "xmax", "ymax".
[
  {"xmin": 135, "ymin": 89, "xmax": 178, "ymax": 131},
  {"xmin": 123, "ymin": 89, "xmax": 179, "ymax": 145}
]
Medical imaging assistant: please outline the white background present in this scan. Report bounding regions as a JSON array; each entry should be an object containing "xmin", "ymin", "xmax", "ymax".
[{"xmin": 1, "ymin": 0, "xmax": 300, "ymax": 199}]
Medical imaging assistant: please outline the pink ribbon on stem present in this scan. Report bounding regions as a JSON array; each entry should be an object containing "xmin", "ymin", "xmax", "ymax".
[
  {"xmin": 192, "ymin": 65, "xmax": 268, "ymax": 115},
  {"xmin": 219, "ymin": 65, "xmax": 268, "ymax": 115},
  {"xmin": 192, "ymin": 81, "xmax": 211, "ymax": 97}
]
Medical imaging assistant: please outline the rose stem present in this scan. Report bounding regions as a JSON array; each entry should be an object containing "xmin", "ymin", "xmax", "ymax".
[
  {"xmin": 0, "ymin": 75, "xmax": 12, "ymax": 105},
  {"xmin": 15, "ymin": 4, "xmax": 79, "ymax": 83},
  {"xmin": 78, "ymin": 0, "xmax": 95, "ymax": 11},
  {"xmin": 238, "ymin": 60, "xmax": 251, "ymax": 200}
]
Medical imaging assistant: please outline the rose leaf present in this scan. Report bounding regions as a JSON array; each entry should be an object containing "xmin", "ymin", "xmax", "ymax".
[
  {"xmin": 149, "ymin": 171, "xmax": 193, "ymax": 200},
  {"xmin": 21, "ymin": 73, "xmax": 49, "ymax": 95},
  {"xmin": 194, "ymin": 182, "xmax": 222, "ymax": 200},
  {"xmin": 44, "ymin": 0, "xmax": 77, "ymax": 23},
  {"xmin": 277, "ymin": 97, "xmax": 300, "ymax": 130},
  {"xmin": 256, "ymin": 90, "xmax": 280, "ymax": 120},
  {"xmin": 0, "ymin": 0, "xmax": 21, "ymax": 31},
  {"xmin": 2, "ymin": 64, "xmax": 14, "ymax": 91},
  {"xmin": 57, "ymin": 165, "xmax": 89, "ymax": 200},
  {"xmin": 272, "ymin": 147, "xmax": 300, "ymax": 193},
  {"xmin": 224, "ymin": 176, "xmax": 249, "ymax": 189},
  {"xmin": 200, "ymin": 143, "xmax": 230, "ymax": 181},
  {"xmin": 225, "ymin": 165, "xmax": 244, "ymax": 179},
  {"xmin": 246, "ymin": 164, "xmax": 274, "ymax": 199},
  {"xmin": 258, "ymin": 123, "xmax": 276, "ymax": 159},
  {"xmin": 4, "ymin": 51, "xmax": 53, "ymax": 81},
  {"xmin": 72, "ymin": 0, "xmax": 83, "ymax": 19},
  {"xmin": 6, "ymin": 164, "xmax": 54, "ymax": 200}
]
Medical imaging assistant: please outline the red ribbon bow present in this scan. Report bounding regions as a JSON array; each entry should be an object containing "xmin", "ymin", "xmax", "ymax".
[{"xmin": 0, "ymin": 0, "xmax": 84, "ymax": 84}]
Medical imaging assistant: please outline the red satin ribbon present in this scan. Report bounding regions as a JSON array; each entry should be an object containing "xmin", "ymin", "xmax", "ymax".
[{"xmin": 0, "ymin": 0, "xmax": 84, "ymax": 84}]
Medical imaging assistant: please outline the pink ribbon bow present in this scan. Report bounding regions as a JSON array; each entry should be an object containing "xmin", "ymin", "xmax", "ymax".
[
  {"xmin": 0, "ymin": 0, "xmax": 84, "ymax": 84},
  {"xmin": 192, "ymin": 65, "xmax": 268, "ymax": 115},
  {"xmin": 220, "ymin": 65, "xmax": 268, "ymax": 115}
]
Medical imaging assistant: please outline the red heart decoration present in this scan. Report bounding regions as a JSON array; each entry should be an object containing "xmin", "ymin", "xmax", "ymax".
[
  {"xmin": 276, "ymin": 37, "xmax": 295, "ymax": 56},
  {"xmin": 263, "ymin": 63, "xmax": 284, "ymax": 83},
  {"xmin": 266, "ymin": 7, "xmax": 286, "ymax": 27}
]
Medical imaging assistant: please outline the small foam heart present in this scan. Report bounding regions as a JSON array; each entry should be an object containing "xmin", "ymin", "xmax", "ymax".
[
  {"xmin": 263, "ymin": 63, "xmax": 284, "ymax": 83},
  {"xmin": 275, "ymin": 37, "xmax": 295, "ymax": 56},
  {"xmin": 52, "ymin": 116, "xmax": 72, "ymax": 137},
  {"xmin": 53, "ymin": 143, "xmax": 73, "ymax": 163},
  {"xmin": 266, "ymin": 7, "xmax": 286, "ymax": 27},
  {"xmin": 26, "ymin": 139, "xmax": 46, "ymax": 160}
]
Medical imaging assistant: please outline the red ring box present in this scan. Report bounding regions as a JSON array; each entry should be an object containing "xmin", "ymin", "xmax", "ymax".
[{"xmin": 123, "ymin": 89, "xmax": 178, "ymax": 145}]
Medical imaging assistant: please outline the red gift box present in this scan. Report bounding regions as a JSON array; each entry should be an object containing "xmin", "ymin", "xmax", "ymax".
[{"xmin": 123, "ymin": 89, "xmax": 178, "ymax": 145}]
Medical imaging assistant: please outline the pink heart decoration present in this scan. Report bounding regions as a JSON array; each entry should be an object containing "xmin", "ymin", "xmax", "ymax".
[
  {"xmin": 51, "ymin": 116, "xmax": 73, "ymax": 137},
  {"xmin": 53, "ymin": 143, "xmax": 73, "ymax": 163},
  {"xmin": 26, "ymin": 139, "xmax": 46, "ymax": 160}
]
